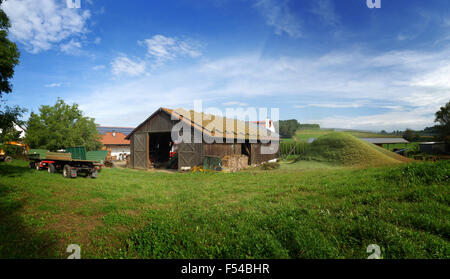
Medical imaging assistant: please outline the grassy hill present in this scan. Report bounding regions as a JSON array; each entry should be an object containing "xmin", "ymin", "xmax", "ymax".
[
  {"xmin": 281, "ymin": 132, "xmax": 412, "ymax": 167},
  {"xmin": 304, "ymin": 132, "xmax": 411, "ymax": 167}
]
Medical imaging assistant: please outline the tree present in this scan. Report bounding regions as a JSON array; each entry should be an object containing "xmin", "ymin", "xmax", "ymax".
[
  {"xmin": 25, "ymin": 99, "xmax": 102, "ymax": 151},
  {"xmin": 403, "ymin": 128, "xmax": 418, "ymax": 142},
  {"xmin": 0, "ymin": 105, "xmax": 26, "ymax": 142},
  {"xmin": 434, "ymin": 100, "xmax": 450, "ymax": 142},
  {"xmin": 0, "ymin": 0, "xmax": 20, "ymax": 98},
  {"xmin": 277, "ymin": 119, "xmax": 301, "ymax": 138}
]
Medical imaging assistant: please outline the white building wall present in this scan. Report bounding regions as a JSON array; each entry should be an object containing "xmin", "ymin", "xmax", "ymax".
[{"xmin": 108, "ymin": 145, "xmax": 130, "ymax": 160}]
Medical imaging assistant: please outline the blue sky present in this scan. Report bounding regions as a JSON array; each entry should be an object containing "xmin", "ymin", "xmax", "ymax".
[{"xmin": 2, "ymin": 0, "xmax": 450, "ymax": 131}]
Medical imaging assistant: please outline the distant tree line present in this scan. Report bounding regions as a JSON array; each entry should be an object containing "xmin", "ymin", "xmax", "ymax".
[
  {"xmin": 275, "ymin": 119, "xmax": 301, "ymax": 138},
  {"xmin": 378, "ymin": 100, "xmax": 450, "ymax": 143},
  {"xmin": 299, "ymin": 124, "xmax": 320, "ymax": 129}
]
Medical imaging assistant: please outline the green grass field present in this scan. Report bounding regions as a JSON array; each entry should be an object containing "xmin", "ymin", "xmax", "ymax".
[{"xmin": 0, "ymin": 157, "xmax": 448, "ymax": 259}]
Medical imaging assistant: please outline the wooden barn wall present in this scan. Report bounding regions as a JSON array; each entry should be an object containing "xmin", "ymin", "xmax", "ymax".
[
  {"xmin": 133, "ymin": 132, "xmax": 148, "ymax": 169},
  {"xmin": 130, "ymin": 136, "xmax": 134, "ymax": 169},
  {"xmin": 135, "ymin": 110, "xmax": 177, "ymax": 134},
  {"xmin": 250, "ymin": 142, "xmax": 280, "ymax": 165},
  {"xmin": 203, "ymin": 143, "xmax": 242, "ymax": 157}
]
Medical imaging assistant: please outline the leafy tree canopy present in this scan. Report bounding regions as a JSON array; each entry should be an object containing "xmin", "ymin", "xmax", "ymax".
[
  {"xmin": 402, "ymin": 128, "xmax": 418, "ymax": 142},
  {"xmin": 277, "ymin": 119, "xmax": 301, "ymax": 139},
  {"xmin": 434, "ymin": 100, "xmax": 450, "ymax": 142},
  {"xmin": 25, "ymin": 99, "xmax": 102, "ymax": 151},
  {"xmin": 0, "ymin": 105, "xmax": 26, "ymax": 142},
  {"xmin": 0, "ymin": 0, "xmax": 20, "ymax": 98}
]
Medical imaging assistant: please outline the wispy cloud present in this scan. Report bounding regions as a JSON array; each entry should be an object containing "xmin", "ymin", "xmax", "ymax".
[
  {"xmin": 223, "ymin": 101, "xmax": 248, "ymax": 107},
  {"xmin": 254, "ymin": 0, "xmax": 302, "ymax": 38},
  {"xmin": 111, "ymin": 55, "xmax": 147, "ymax": 77},
  {"xmin": 2, "ymin": 0, "xmax": 91, "ymax": 53},
  {"xmin": 60, "ymin": 39, "xmax": 82, "ymax": 54},
  {"xmin": 44, "ymin": 83, "xmax": 62, "ymax": 88},
  {"xmin": 295, "ymin": 102, "xmax": 364, "ymax": 109},
  {"xmin": 92, "ymin": 65, "xmax": 106, "ymax": 71},
  {"xmin": 140, "ymin": 34, "xmax": 202, "ymax": 66},
  {"xmin": 77, "ymin": 45, "xmax": 450, "ymax": 130},
  {"xmin": 310, "ymin": 0, "xmax": 341, "ymax": 26}
]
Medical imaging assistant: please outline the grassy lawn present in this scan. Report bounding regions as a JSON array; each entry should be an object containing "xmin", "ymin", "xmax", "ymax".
[{"xmin": 0, "ymin": 159, "xmax": 449, "ymax": 259}]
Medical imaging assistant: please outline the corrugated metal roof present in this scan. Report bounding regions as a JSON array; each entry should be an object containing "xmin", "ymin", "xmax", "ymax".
[{"xmin": 361, "ymin": 138, "xmax": 409, "ymax": 144}]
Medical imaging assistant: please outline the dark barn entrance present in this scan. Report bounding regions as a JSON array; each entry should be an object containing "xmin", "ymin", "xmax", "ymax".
[{"xmin": 148, "ymin": 132, "xmax": 174, "ymax": 168}]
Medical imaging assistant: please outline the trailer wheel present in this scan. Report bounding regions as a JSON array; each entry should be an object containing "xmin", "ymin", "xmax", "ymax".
[
  {"xmin": 4, "ymin": 156, "xmax": 12, "ymax": 163},
  {"xmin": 36, "ymin": 163, "xmax": 41, "ymax": 170},
  {"xmin": 63, "ymin": 165, "xmax": 72, "ymax": 178},
  {"xmin": 48, "ymin": 163, "xmax": 56, "ymax": 174},
  {"xmin": 89, "ymin": 170, "xmax": 98, "ymax": 179}
]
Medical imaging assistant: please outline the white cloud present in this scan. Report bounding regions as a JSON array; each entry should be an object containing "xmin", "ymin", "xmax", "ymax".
[
  {"xmin": 295, "ymin": 103, "xmax": 364, "ymax": 109},
  {"xmin": 92, "ymin": 65, "xmax": 106, "ymax": 71},
  {"xmin": 45, "ymin": 83, "xmax": 62, "ymax": 88},
  {"xmin": 411, "ymin": 64, "xmax": 450, "ymax": 89},
  {"xmin": 2, "ymin": 0, "xmax": 91, "ymax": 53},
  {"xmin": 111, "ymin": 55, "xmax": 147, "ymax": 77},
  {"xmin": 71, "ymin": 47, "xmax": 450, "ymax": 130},
  {"xmin": 60, "ymin": 39, "xmax": 82, "ymax": 54},
  {"xmin": 140, "ymin": 34, "xmax": 202, "ymax": 65},
  {"xmin": 223, "ymin": 101, "xmax": 248, "ymax": 107},
  {"xmin": 254, "ymin": 0, "xmax": 302, "ymax": 38},
  {"xmin": 94, "ymin": 37, "xmax": 102, "ymax": 45},
  {"xmin": 307, "ymin": 109, "xmax": 434, "ymax": 131},
  {"xmin": 310, "ymin": 0, "xmax": 341, "ymax": 26}
]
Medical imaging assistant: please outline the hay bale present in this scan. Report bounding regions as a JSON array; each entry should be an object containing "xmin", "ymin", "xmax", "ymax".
[{"xmin": 222, "ymin": 154, "xmax": 248, "ymax": 172}]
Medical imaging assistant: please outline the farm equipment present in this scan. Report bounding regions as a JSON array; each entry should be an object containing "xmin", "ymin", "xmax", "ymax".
[
  {"xmin": 28, "ymin": 147, "xmax": 108, "ymax": 179},
  {"xmin": 0, "ymin": 142, "xmax": 29, "ymax": 163}
]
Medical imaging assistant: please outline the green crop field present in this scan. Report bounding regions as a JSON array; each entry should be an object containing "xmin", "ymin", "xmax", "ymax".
[{"xmin": 0, "ymin": 155, "xmax": 448, "ymax": 259}]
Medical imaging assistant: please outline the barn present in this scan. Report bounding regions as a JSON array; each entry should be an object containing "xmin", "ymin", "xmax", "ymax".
[{"xmin": 125, "ymin": 107, "xmax": 280, "ymax": 171}]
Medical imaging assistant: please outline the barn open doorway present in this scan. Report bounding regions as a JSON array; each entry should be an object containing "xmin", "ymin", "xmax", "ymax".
[
  {"xmin": 148, "ymin": 132, "xmax": 177, "ymax": 169},
  {"xmin": 242, "ymin": 142, "xmax": 251, "ymax": 165}
]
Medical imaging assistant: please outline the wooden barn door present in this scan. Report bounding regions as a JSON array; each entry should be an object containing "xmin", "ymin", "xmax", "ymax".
[
  {"xmin": 178, "ymin": 143, "xmax": 202, "ymax": 170},
  {"xmin": 133, "ymin": 133, "xmax": 148, "ymax": 169}
]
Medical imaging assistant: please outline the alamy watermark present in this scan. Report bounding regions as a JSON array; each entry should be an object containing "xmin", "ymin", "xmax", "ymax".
[
  {"xmin": 169, "ymin": 100, "xmax": 279, "ymax": 155},
  {"xmin": 66, "ymin": 0, "xmax": 81, "ymax": 9},
  {"xmin": 367, "ymin": 0, "xmax": 381, "ymax": 9},
  {"xmin": 67, "ymin": 244, "xmax": 81, "ymax": 259},
  {"xmin": 367, "ymin": 244, "xmax": 381, "ymax": 259}
]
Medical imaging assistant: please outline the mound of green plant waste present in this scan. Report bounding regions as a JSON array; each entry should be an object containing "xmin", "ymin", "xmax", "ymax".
[
  {"xmin": 260, "ymin": 162, "xmax": 280, "ymax": 170},
  {"xmin": 303, "ymin": 132, "xmax": 405, "ymax": 167}
]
